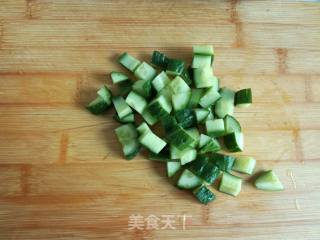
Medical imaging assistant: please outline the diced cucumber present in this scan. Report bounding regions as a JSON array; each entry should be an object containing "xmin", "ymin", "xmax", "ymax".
[
  {"xmin": 224, "ymin": 132, "xmax": 244, "ymax": 152},
  {"xmin": 206, "ymin": 119, "xmax": 225, "ymax": 137},
  {"xmin": 181, "ymin": 66, "xmax": 193, "ymax": 85},
  {"xmin": 110, "ymin": 71, "xmax": 128, "ymax": 84},
  {"xmin": 166, "ymin": 124, "xmax": 196, "ymax": 151},
  {"xmin": 132, "ymin": 79, "xmax": 152, "ymax": 98},
  {"xmin": 151, "ymin": 51, "xmax": 169, "ymax": 68},
  {"xmin": 117, "ymin": 80, "xmax": 133, "ymax": 96},
  {"xmin": 255, "ymin": 170, "xmax": 284, "ymax": 191},
  {"xmin": 125, "ymin": 91, "xmax": 147, "ymax": 114},
  {"xmin": 169, "ymin": 76, "xmax": 190, "ymax": 94},
  {"xmin": 232, "ymin": 156, "xmax": 256, "ymax": 175},
  {"xmin": 193, "ymin": 185, "xmax": 216, "ymax": 204},
  {"xmin": 113, "ymin": 96, "xmax": 133, "ymax": 119},
  {"xmin": 166, "ymin": 58, "xmax": 185, "ymax": 76},
  {"xmin": 194, "ymin": 108, "xmax": 210, "ymax": 123},
  {"xmin": 180, "ymin": 148, "xmax": 197, "ymax": 165},
  {"xmin": 97, "ymin": 85, "xmax": 112, "ymax": 104},
  {"xmin": 215, "ymin": 87, "xmax": 235, "ymax": 118},
  {"xmin": 209, "ymin": 153, "xmax": 235, "ymax": 172},
  {"xmin": 235, "ymin": 88, "xmax": 252, "ymax": 108},
  {"xmin": 115, "ymin": 124, "xmax": 140, "ymax": 160},
  {"xmin": 205, "ymin": 107, "xmax": 215, "ymax": 121},
  {"xmin": 170, "ymin": 144, "xmax": 182, "ymax": 159},
  {"xmin": 185, "ymin": 127, "xmax": 200, "ymax": 147},
  {"xmin": 198, "ymin": 134, "xmax": 211, "ymax": 148},
  {"xmin": 122, "ymin": 140, "xmax": 141, "ymax": 160},
  {"xmin": 219, "ymin": 172, "xmax": 242, "ymax": 196},
  {"xmin": 193, "ymin": 45, "xmax": 214, "ymax": 56},
  {"xmin": 199, "ymin": 87, "xmax": 220, "ymax": 108},
  {"xmin": 148, "ymin": 147, "xmax": 172, "ymax": 162},
  {"xmin": 224, "ymin": 115, "xmax": 241, "ymax": 134},
  {"xmin": 175, "ymin": 108, "xmax": 197, "ymax": 128},
  {"xmin": 188, "ymin": 89, "xmax": 203, "ymax": 108},
  {"xmin": 152, "ymin": 71, "xmax": 171, "ymax": 92},
  {"xmin": 113, "ymin": 113, "xmax": 134, "ymax": 123},
  {"xmin": 139, "ymin": 130, "xmax": 167, "ymax": 154},
  {"xmin": 147, "ymin": 95, "xmax": 172, "ymax": 118},
  {"xmin": 177, "ymin": 169, "xmax": 202, "ymax": 189},
  {"xmin": 172, "ymin": 92, "xmax": 191, "ymax": 111},
  {"xmin": 137, "ymin": 122, "xmax": 150, "ymax": 135},
  {"xmin": 188, "ymin": 158, "xmax": 220, "ymax": 184},
  {"xmin": 87, "ymin": 95, "xmax": 111, "ymax": 115},
  {"xmin": 192, "ymin": 55, "xmax": 212, "ymax": 68},
  {"xmin": 134, "ymin": 62, "xmax": 157, "ymax": 81},
  {"xmin": 193, "ymin": 67, "xmax": 217, "ymax": 89},
  {"xmin": 167, "ymin": 162, "xmax": 181, "ymax": 178},
  {"xmin": 199, "ymin": 138, "xmax": 221, "ymax": 154},
  {"xmin": 118, "ymin": 52, "xmax": 141, "ymax": 72},
  {"xmin": 141, "ymin": 109, "xmax": 158, "ymax": 126},
  {"xmin": 161, "ymin": 115, "xmax": 178, "ymax": 133}
]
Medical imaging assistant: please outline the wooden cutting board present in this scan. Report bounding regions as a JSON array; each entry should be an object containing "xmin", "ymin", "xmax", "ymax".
[{"xmin": 0, "ymin": 0, "xmax": 320, "ymax": 239}]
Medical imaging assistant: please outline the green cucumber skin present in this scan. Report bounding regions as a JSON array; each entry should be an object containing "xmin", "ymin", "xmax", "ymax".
[
  {"xmin": 235, "ymin": 88, "xmax": 252, "ymax": 105},
  {"xmin": 175, "ymin": 109, "xmax": 197, "ymax": 129},
  {"xmin": 166, "ymin": 125, "xmax": 196, "ymax": 151},
  {"xmin": 224, "ymin": 132, "xmax": 243, "ymax": 152},
  {"xmin": 113, "ymin": 113, "xmax": 134, "ymax": 123},
  {"xmin": 151, "ymin": 51, "xmax": 169, "ymax": 68},
  {"xmin": 188, "ymin": 89, "xmax": 203, "ymax": 108},
  {"xmin": 147, "ymin": 97, "xmax": 171, "ymax": 119},
  {"xmin": 166, "ymin": 59, "xmax": 185, "ymax": 76},
  {"xmin": 209, "ymin": 153, "xmax": 235, "ymax": 172},
  {"xmin": 224, "ymin": 115, "xmax": 242, "ymax": 134},
  {"xmin": 132, "ymin": 79, "xmax": 152, "ymax": 99},
  {"xmin": 161, "ymin": 115, "xmax": 178, "ymax": 133},
  {"xmin": 117, "ymin": 80, "xmax": 133, "ymax": 96},
  {"xmin": 199, "ymin": 138, "xmax": 221, "ymax": 154},
  {"xmin": 87, "ymin": 97, "xmax": 111, "ymax": 115},
  {"xmin": 177, "ymin": 169, "xmax": 202, "ymax": 190},
  {"xmin": 193, "ymin": 185, "xmax": 216, "ymax": 204}
]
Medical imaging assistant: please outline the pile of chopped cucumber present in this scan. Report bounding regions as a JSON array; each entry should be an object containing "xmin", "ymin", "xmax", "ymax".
[{"xmin": 87, "ymin": 45, "xmax": 283, "ymax": 204}]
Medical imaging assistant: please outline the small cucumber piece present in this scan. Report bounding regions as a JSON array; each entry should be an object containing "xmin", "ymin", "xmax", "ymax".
[
  {"xmin": 172, "ymin": 92, "xmax": 191, "ymax": 111},
  {"xmin": 139, "ymin": 130, "xmax": 167, "ymax": 154},
  {"xmin": 177, "ymin": 169, "xmax": 202, "ymax": 189},
  {"xmin": 87, "ymin": 95, "xmax": 110, "ymax": 115},
  {"xmin": 113, "ymin": 96, "xmax": 133, "ymax": 119},
  {"xmin": 180, "ymin": 148, "xmax": 197, "ymax": 165},
  {"xmin": 113, "ymin": 113, "xmax": 134, "ymax": 123},
  {"xmin": 118, "ymin": 52, "xmax": 141, "ymax": 72},
  {"xmin": 206, "ymin": 119, "xmax": 225, "ymax": 137},
  {"xmin": 175, "ymin": 108, "xmax": 197, "ymax": 128},
  {"xmin": 136, "ymin": 122, "xmax": 150, "ymax": 135},
  {"xmin": 255, "ymin": 170, "xmax": 284, "ymax": 191},
  {"xmin": 151, "ymin": 51, "xmax": 169, "ymax": 68},
  {"xmin": 232, "ymin": 156, "xmax": 256, "ymax": 175},
  {"xmin": 167, "ymin": 162, "xmax": 181, "ymax": 178},
  {"xmin": 166, "ymin": 58, "xmax": 185, "ymax": 76},
  {"xmin": 219, "ymin": 172, "xmax": 242, "ymax": 196},
  {"xmin": 198, "ymin": 134, "xmax": 211, "ymax": 148},
  {"xmin": 169, "ymin": 76, "xmax": 190, "ymax": 94},
  {"xmin": 141, "ymin": 109, "xmax": 158, "ymax": 126},
  {"xmin": 134, "ymin": 62, "xmax": 157, "ymax": 81},
  {"xmin": 125, "ymin": 91, "xmax": 147, "ymax": 114},
  {"xmin": 235, "ymin": 88, "xmax": 252, "ymax": 108},
  {"xmin": 224, "ymin": 132, "xmax": 244, "ymax": 152},
  {"xmin": 215, "ymin": 87, "xmax": 235, "ymax": 118},
  {"xmin": 224, "ymin": 115, "xmax": 241, "ymax": 134},
  {"xmin": 152, "ymin": 71, "xmax": 170, "ymax": 92},
  {"xmin": 194, "ymin": 108, "xmax": 210, "ymax": 123},
  {"xmin": 192, "ymin": 55, "xmax": 212, "ymax": 68},
  {"xmin": 193, "ymin": 185, "xmax": 216, "ymax": 205},
  {"xmin": 188, "ymin": 89, "xmax": 203, "ymax": 108},
  {"xmin": 132, "ymin": 79, "xmax": 152, "ymax": 98},
  {"xmin": 199, "ymin": 138, "xmax": 221, "ymax": 154},
  {"xmin": 194, "ymin": 67, "xmax": 218, "ymax": 89},
  {"xmin": 147, "ymin": 95, "xmax": 172, "ymax": 118},
  {"xmin": 209, "ymin": 153, "xmax": 235, "ymax": 172},
  {"xmin": 110, "ymin": 71, "xmax": 128, "ymax": 84},
  {"xmin": 193, "ymin": 45, "xmax": 214, "ymax": 56},
  {"xmin": 199, "ymin": 87, "xmax": 220, "ymax": 108}
]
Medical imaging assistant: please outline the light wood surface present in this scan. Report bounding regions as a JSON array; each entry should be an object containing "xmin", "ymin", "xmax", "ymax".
[{"xmin": 0, "ymin": 0, "xmax": 320, "ymax": 239}]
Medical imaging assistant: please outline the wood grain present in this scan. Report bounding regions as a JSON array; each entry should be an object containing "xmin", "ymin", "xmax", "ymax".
[{"xmin": 0, "ymin": 0, "xmax": 319, "ymax": 239}]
